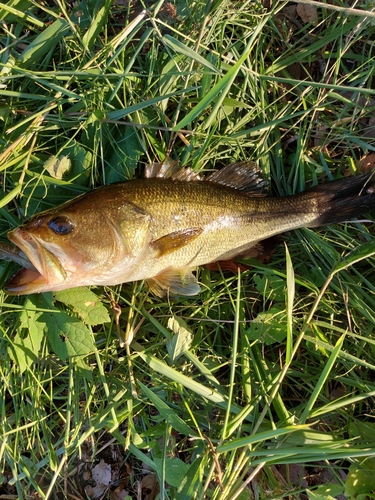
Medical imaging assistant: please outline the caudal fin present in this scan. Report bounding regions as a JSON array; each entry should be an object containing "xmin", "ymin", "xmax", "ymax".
[{"xmin": 306, "ymin": 172, "xmax": 375, "ymax": 227}]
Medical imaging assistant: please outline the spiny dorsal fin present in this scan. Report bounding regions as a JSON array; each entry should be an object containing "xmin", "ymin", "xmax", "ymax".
[
  {"xmin": 206, "ymin": 161, "xmax": 268, "ymax": 195},
  {"xmin": 145, "ymin": 158, "xmax": 268, "ymax": 195},
  {"xmin": 145, "ymin": 158, "xmax": 202, "ymax": 181}
]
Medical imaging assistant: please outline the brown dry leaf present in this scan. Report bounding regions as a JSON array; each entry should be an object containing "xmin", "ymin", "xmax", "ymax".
[
  {"xmin": 109, "ymin": 465, "xmax": 133, "ymax": 500},
  {"xmin": 44, "ymin": 155, "xmax": 71, "ymax": 180},
  {"xmin": 87, "ymin": 459, "xmax": 111, "ymax": 499},
  {"xmin": 281, "ymin": 4, "xmax": 297, "ymax": 18},
  {"xmin": 140, "ymin": 473, "xmax": 160, "ymax": 500},
  {"xmin": 329, "ymin": 386, "xmax": 346, "ymax": 401},
  {"xmin": 359, "ymin": 153, "xmax": 375, "ymax": 173},
  {"xmin": 274, "ymin": 5, "xmax": 298, "ymax": 43},
  {"xmin": 158, "ymin": 2, "xmax": 178, "ymax": 23},
  {"xmin": 110, "ymin": 487, "xmax": 130, "ymax": 500},
  {"xmin": 296, "ymin": 3, "xmax": 318, "ymax": 24},
  {"xmin": 83, "ymin": 470, "xmax": 91, "ymax": 481},
  {"xmin": 124, "ymin": 461, "xmax": 134, "ymax": 476},
  {"xmin": 261, "ymin": 0, "xmax": 271, "ymax": 10},
  {"xmin": 85, "ymin": 485, "xmax": 95, "ymax": 497},
  {"xmin": 287, "ymin": 62, "xmax": 302, "ymax": 81}
]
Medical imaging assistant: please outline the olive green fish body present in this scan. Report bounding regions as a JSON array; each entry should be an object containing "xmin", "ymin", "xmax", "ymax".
[{"xmin": 2, "ymin": 163, "xmax": 375, "ymax": 296}]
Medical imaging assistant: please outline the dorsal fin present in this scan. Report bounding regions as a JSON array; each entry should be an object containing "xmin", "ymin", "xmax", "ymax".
[
  {"xmin": 206, "ymin": 161, "xmax": 268, "ymax": 195},
  {"xmin": 145, "ymin": 158, "xmax": 202, "ymax": 181},
  {"xmin": 145, "ymin": 158, "xmax": 268, "ymax": 195}
]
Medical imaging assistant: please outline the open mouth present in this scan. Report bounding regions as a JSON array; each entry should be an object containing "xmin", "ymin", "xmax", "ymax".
[
  {"xmin": 5, "ymin": 267, "xmax": 49, "ymax": 294},
  {"xmin": 4, "ymin": 229, "xmax": 68, "ymax": 294}
]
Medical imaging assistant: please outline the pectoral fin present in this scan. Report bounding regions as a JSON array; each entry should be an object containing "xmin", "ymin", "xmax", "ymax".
[
  {"xmin": 147, "ymin": 269, "xmax": 200, "ymax": 297},
  {"xmin": 150, "ymin": 228, "xmax": 203, "ymax": 257}
]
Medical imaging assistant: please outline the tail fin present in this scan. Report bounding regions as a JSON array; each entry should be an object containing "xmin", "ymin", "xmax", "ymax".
[{"xmin": 306, "ymin": 172, "xmax": 375, "ymax": 227}]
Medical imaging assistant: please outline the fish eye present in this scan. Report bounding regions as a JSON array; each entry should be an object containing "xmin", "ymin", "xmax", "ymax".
[{"xmin": 48, "ymin": 216, "xmax": 75, "ymax": 235}]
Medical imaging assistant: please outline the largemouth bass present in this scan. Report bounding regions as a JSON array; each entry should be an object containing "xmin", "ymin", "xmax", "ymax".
[{"xmin": 1, "ymin": 162, "xmax": 375, "ymax": 296}]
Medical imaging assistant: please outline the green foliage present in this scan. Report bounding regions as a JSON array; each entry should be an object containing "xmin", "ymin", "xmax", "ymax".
[
  {"xmin": 307, "ymin": 483, "xmax": 344, "ymax": 500},
  {"xmin": 345, "ymin": 457, "xmax": 375, "ymax": 499},
  {"xmin": 246, "ymin": 305, "xmax": 287, "ymax": 345},
  {"xmin": 7, "ymin": 291, "xmax": 99, "ymax": 372},
  {"xmin": 17, "ymin": 19, "xmax": 71, "ymax": 68},
  {"xmin": 8, "ymin": 297, "xmax": 45, "ymax": 373},
  {"xmin": 139, "ymin": 382, "xmax": 197, "ymax": 437},
  {"xmin": 54, "ymin": 287, "xmax": 110, "ymax": 326},
  {"xmin": 0, "ymin": 0, "xmax": 375, "ymax": 498},
  {"xmin": 166, "ymin": 315, "xmax": 194, "ymax": 362},
  {"xmin": 31, "ymin": 293, "xmax": 96, "ymax": 361}
]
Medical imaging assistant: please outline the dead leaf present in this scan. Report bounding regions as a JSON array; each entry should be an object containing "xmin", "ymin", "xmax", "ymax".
[
  {"xmin": 296, "ymin": 4, "xmax": 318, "ymax": 24},
  {"xmin": 83, "ymin": 470, "xmax": 91, "ymax": 481},
  {"xmin": 110, "ymin": 487, "xmax": 129, "ymax": 500},
  {"xmin": 287, "ymin": 62, "xmax": 302, "ymax": 81},
  {"xmin": 329, "ymin": 384, "xmax": 346, "ymax": 401},
  {"xmin": 92, "ymin": 459, "xmax": 111, "ymax": 485},
  {"xmin": 281, "ymin": 4, "xmax": 298, "ymax": 18},
  {"xmin": 44, "ymin": 155, "xmax": 71, "ymax": 179},
  {"xmin": 359, "ymin": 153, "xmax": 375, "ymax": 173},
  {"xmin": 85, "ymin": 485, "xmax": 95, "ymax": 497},
  {"xmin": 87, "ymin": 459, "xmax": 111, "ymax": 498},
  {"xmin": 158, "ymin": 2, "xmax": 178, "ymax": 23},
  {"xmin": 140, "ymin": 473, "xmax": 160, "ymax": 500},
  {"xmin": 261, "ymin": 0, "xmax": 272, "ymax": 10}
]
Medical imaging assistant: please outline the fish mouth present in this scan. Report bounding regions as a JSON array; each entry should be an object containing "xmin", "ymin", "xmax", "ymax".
[{"xmin": 5, "ymin": 228, "xmax": 68, "ymax": 295}]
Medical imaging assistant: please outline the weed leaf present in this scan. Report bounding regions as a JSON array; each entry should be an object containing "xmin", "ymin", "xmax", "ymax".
[
  {"xmin": 345, "ymin": 457, "xmax": 375, "ymax": 498},
  {"xmin": 43, "ymin": 310, "xmax": 95, "ymax": 360},
  {"xmin": 54, "ymin": 287, "xmax": 110, "ymax": 325},
  {"xmin": 166, "ymin": 315, "xmax": 193, "ymax": 363}
]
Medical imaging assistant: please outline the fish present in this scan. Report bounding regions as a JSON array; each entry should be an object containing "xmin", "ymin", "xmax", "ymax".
[{"xmin": 1, "ymin": 161, "xmax": 375, "ymax": 296}]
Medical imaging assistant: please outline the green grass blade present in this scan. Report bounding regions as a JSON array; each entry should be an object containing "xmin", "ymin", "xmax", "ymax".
[
  {"xmin": 82, "ymin": 0, "xmax": 112, "ymax": 50},
  {"xmin": 285, "ymin": 243, "xmax": 294, "ymax": 364},
  {"xmin": 138, "ymin": 351, "xmax": 227, "ymax": 405},
  {"xmin": 163, "ymin": 34, "xmax": 221, "ymax": 74},
  {"xmin": 217, "ymin": 425, "xmax": 310, "ymax": 453},
  {"xmin": 0, "ymin": 1, "xmax": 44, "ymax": 27},
  {"xmin": 300, "ymin": 334, "xmax": 346, "ymax": 424},
  {"xmin": 173, "ymin": 15, "xmax": 269, "ymax": 130},
  {"xmin": 17, "ymin": 18, "xmax": 70, "ymax": 67}
]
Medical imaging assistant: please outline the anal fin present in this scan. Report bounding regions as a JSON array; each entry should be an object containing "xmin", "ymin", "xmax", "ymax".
[
  {"xmin": 235, "ymin": 235, "xmax": 281, "ymax": 264},
  {"xmin": 204, "ymin": 235, "xmax": 282, "ymax": 272}
]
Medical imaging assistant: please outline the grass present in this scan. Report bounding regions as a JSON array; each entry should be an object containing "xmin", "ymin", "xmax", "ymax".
[{"xmin": 1, "ymin": 0, "xmax": 375, "ymax": 498}]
